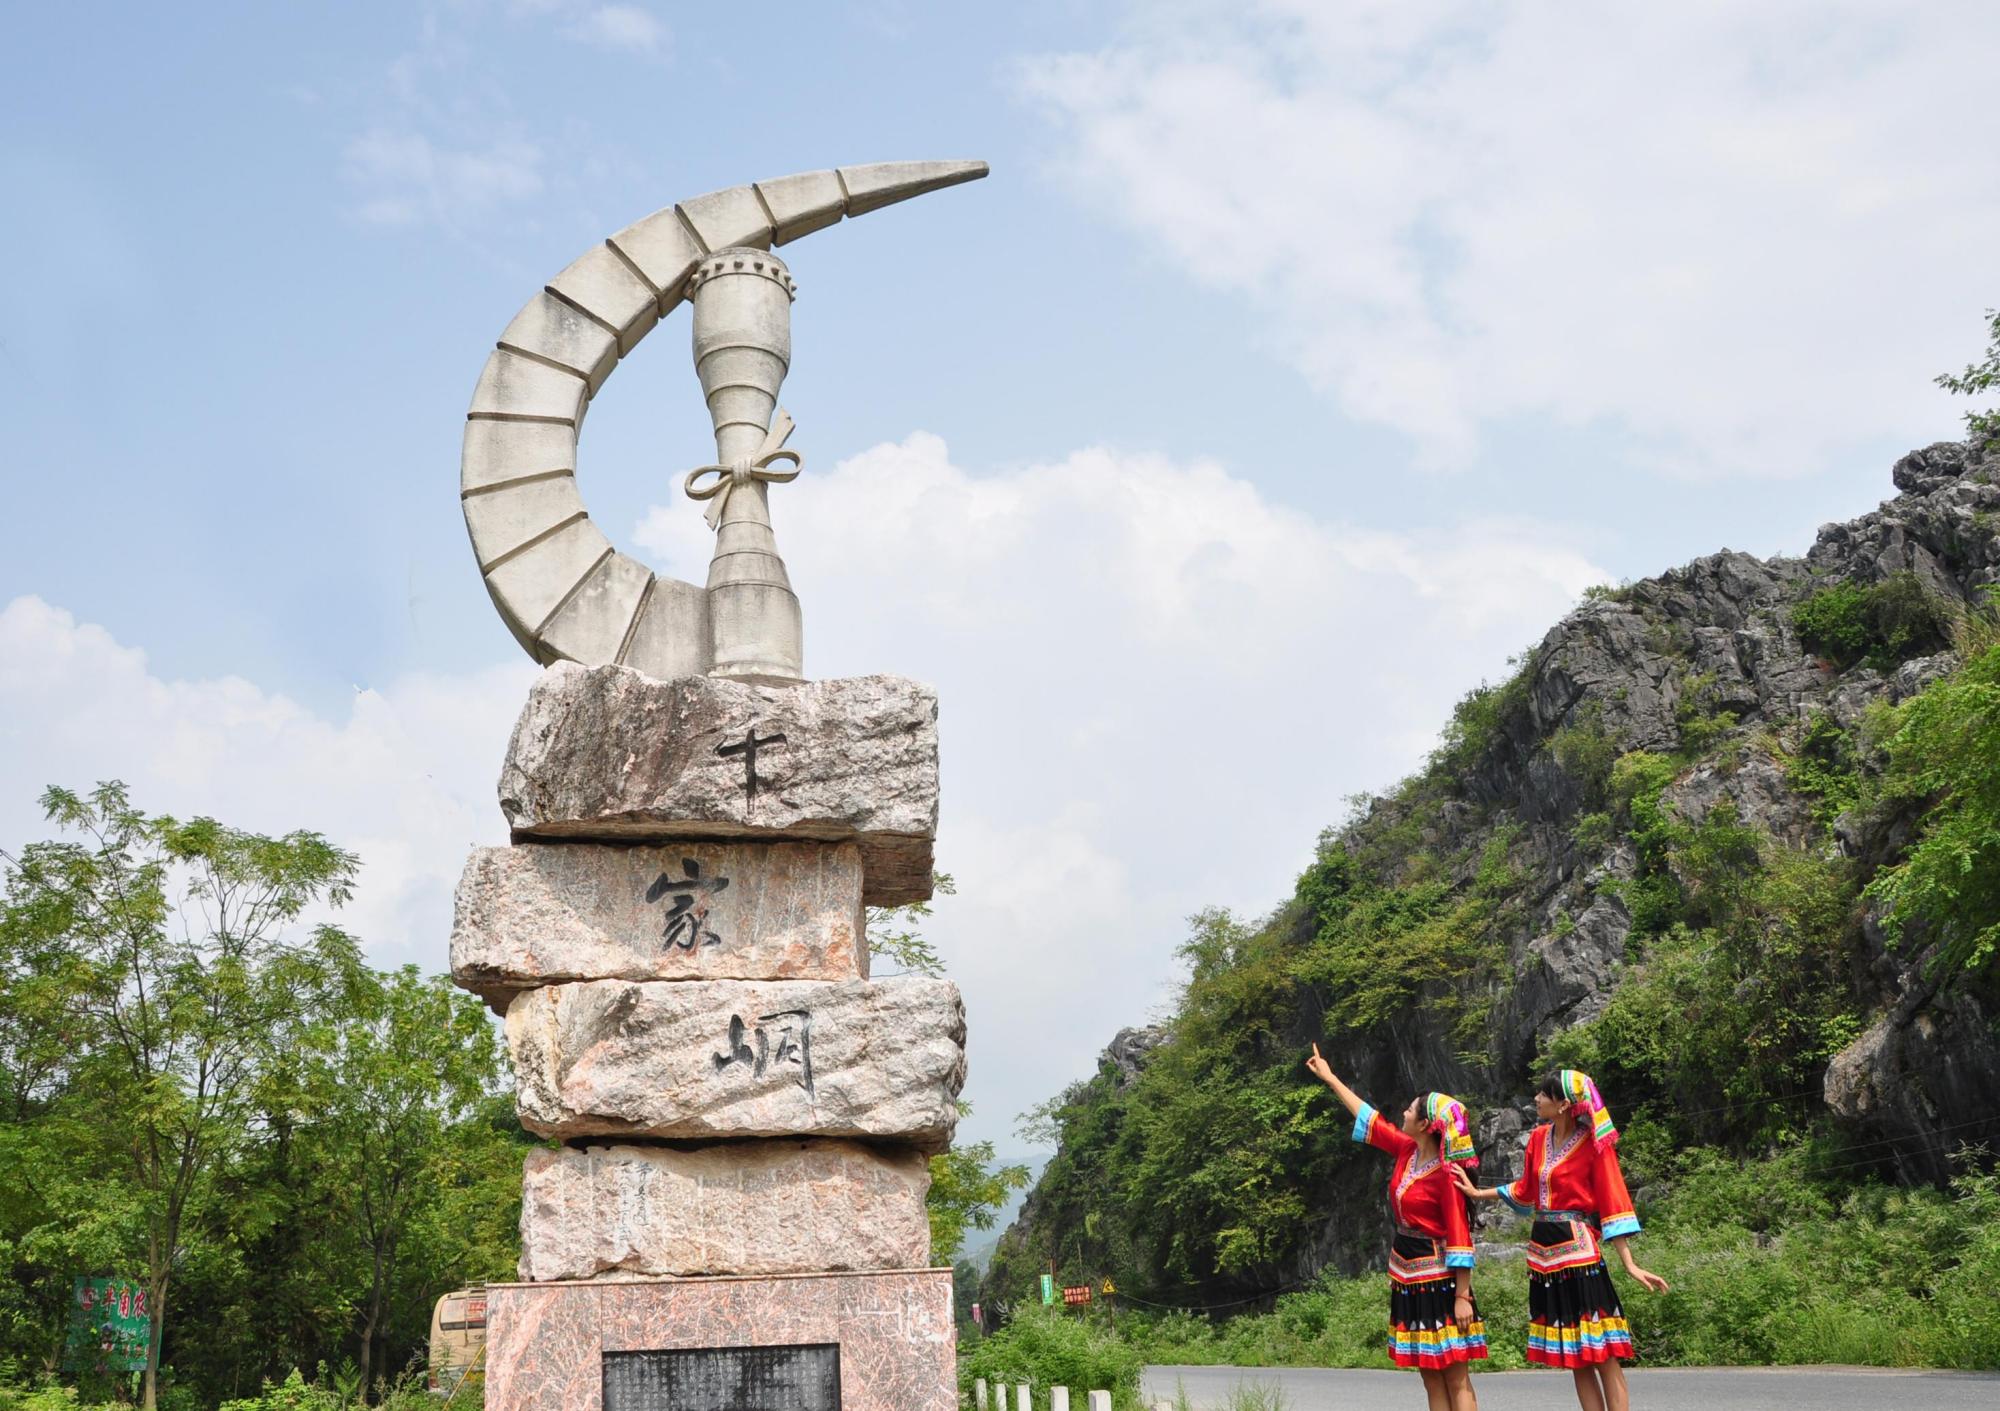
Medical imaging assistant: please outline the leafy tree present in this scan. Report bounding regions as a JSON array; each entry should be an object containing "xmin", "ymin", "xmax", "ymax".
[
  {"xmin": 288, "ymin": 968, "xmax": 516, "ymax": 1395},
  {"xmin": 1867, "ymin": 634, "xmax": 2000, "ymax": 975},
  {"xmin": 1936, "ymin": 307, "xmax": 2000, "ymax": 445},
  {"xmin": 865, "ymin": 872, "xmax": 955, "ymax": 976},
  {"xmin": 926, "ymin": 1111, "xmax": 1028, "ymax": 1263},
  {"xmin": 0, "ymin": 785, "xmax": 360, "ymax": 1411}
]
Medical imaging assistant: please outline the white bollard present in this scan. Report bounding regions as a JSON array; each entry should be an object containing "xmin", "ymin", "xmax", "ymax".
[
  {"xmin": 1050, "ymin": 1390, "xmax": 1069, "ymax": 1411},
  {"xmin": 1016, "ymin": 1385, "xmax": 1031, "ymax": 1411},
  {"xmin": 1087, "ymin": 1394, "xmax": 1113, "ymax": 1411},
  {"xmin": 975, "ymin": 1380, "xmax": 987, "ymax": 1411}
]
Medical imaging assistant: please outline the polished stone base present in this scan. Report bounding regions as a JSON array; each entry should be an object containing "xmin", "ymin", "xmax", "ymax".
[{"xmin": 484, "ymin": 1269, "xmax": 954, "ymax": 1411}]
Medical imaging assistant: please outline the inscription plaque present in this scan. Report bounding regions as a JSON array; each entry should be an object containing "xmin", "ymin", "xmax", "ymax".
[{"xmin": 602, "ymin": 1345, "xmax": 839, "ymax": 1411}]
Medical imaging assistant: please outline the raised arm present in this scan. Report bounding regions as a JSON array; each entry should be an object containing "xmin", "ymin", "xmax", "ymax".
[
  {"xmin": 1304, "ymin": 1043, "xmax": 1365, "ymax": 1118},
  {"xmin": 1306, "ymin": 1044, "xmax": 1414, "ymax": 1154}
]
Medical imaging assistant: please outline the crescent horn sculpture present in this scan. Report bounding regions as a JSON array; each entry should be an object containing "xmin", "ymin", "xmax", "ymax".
[{"xmin": 460, "ymin": 159, "xmax": 988, "ymax": 684}]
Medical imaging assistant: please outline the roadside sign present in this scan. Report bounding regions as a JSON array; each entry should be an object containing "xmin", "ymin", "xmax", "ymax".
[
  {"xmin": 64, "ymin": 1277, "xmax": 149, "ymax": 1373},
  {"xmin": 1039, "ymin": 1274, "xmax": 1055, "ymax": 1306},
  {"xmin": 1061, "ymin": 1285, "xmax": 1092, "ymax": 1306}
]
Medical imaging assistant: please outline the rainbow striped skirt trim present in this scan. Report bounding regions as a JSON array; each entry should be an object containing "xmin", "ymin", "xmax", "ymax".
[
  {"xmin": 1525, "ymin": 1222, "xmax": 1635, "ymax": 1367},
  {"xmin": 1387, "ymin": 1234, "xmax": 1488, "ymax": 1370}
]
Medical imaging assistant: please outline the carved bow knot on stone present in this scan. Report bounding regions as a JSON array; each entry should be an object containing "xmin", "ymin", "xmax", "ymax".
[{"xmin": 683, "ymin": 410, "xmax": 803, "ymax": 531}]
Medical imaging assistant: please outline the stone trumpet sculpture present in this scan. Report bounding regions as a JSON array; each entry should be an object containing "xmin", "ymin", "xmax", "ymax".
[
  {"xmin": 449, "ymin": 161, "xmax": 985, "ymax": 1411},
  {"xmin": 684, "ymin": 249, "xmax": 804, "ymax": 684}
]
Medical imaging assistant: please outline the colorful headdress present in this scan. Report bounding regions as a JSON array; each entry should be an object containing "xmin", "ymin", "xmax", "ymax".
[
  {"xmin": 1423, "ymin": 1092, "xmax": 1478, "ymax": 1167},
  {"xmin": 1560, "ymin": 1069, "xmax": 1618, "ymax": 1147}
]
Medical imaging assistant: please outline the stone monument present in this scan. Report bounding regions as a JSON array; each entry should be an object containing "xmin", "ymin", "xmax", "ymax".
[{"xmin": 450, "ymin": 160, "xmax": 987, "ymax": 1411}]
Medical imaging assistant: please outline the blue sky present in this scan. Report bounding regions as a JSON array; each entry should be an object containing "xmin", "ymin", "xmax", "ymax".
[{"xmin": 4, "ymin": 1, "xmax": 1996, "ymax": 1147}]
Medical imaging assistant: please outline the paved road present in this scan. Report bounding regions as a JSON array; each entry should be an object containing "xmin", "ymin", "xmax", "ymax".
[{"xmin": 1142, "ymin": 1363, "xmax": 2000, "ymax": 1410}]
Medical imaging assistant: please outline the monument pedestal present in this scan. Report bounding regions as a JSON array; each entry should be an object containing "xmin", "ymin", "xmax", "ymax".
[{"xmin": 484, "ymin": 1269, "xmax": 955, "ymax": 1411}]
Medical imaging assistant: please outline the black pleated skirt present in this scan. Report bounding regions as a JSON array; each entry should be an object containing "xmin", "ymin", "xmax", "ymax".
[
  {"xmin": 1525, "ymin": 1221, "xmax": 1636, "ymax": 1367},
  {"xmin": 1387, "ymin": 1233, "xmax": 1488, "ymax": 1369}
]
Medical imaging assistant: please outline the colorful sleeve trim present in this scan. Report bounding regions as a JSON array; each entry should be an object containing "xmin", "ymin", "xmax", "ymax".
[
  {"xmin": 1601, "ymin": 1213, "xmax": 1641, "ymax": 1239},
  {"xmin": 1351, "ymin": 1103, "xmax": 1377, "ymax": 1145},
  {"xmin": 1445, "ymin": 1246, "xmax": 1476, "ymax": 1269},
  {"xmin": 1499, "ymin": 1186, "xmax": 1532, "ymax": 1215}
]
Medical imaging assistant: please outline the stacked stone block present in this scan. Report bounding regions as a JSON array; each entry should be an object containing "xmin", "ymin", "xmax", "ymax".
[{"xmin": 450, "ymin": 662, "xmax": 965, "ymax": 1292}]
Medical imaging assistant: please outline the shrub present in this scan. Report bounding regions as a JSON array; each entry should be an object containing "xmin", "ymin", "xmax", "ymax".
[
  {"xmin": 1793, "ymin": 573, "xmax": 1952, "ymax": 671},
  {"xmin": 1426, "ymin": 663, "xmax": 1532, "ymax": 782},
  {"xmin": 1097, "ymin": 1149, "xmax": 2000, "ymax": 1375},
  {"xmin": 1670, "ymin": 670, "xmax": 1740, "ymax": 757},
  {"xmin": 1550, "ymin": 708, "xmax": 1619, "ymax": 809},
  {"xmin": 1785, "ymin": 711, "xmax": 1865, "ymax": 833},
  {"xmin": 960, "ymin": 1306, "xmax": 1143, "ymax": 1408},
  {"xmin": 1865, "ymin": 637, "xmax": 2000, "ymax": 975}
]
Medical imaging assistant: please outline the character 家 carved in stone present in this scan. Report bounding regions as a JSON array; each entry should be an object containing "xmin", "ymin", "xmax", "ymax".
[{"xmin": 644, "ymin": 859, "xmax": 730, "ymax": 950}]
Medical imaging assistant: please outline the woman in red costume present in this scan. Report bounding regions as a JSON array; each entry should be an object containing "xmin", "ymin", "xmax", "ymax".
[
  {"xmin": 1453, "ymin": 1071, "xmax": 1669, "ymax": 1411},
  {"xmin": 1306, "ymin": 1043, "xmax": 1485, "ymax": 1411}
]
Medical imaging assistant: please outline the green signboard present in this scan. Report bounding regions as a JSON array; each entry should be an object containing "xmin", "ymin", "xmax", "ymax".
[
  {"xmin": 1039, "ymin": 1274, "xmax": 1055, "ymax": 1306},
  {"xmin": 64, "ymin": 1277, "xmax": 150, "ymax": 1374}
]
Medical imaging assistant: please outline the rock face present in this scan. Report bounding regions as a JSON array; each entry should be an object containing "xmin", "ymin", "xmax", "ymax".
[
  {"xmin": 516, "ymin": 1140, "xmax": 932, "ymax": 1281},
  {"xmin": 498, "ymin": 665, "xmax": 939, "ymax": 907},
  {"xmin": 1451, "ymin": 438, "xmax": 2000, "ymax": 1082},
  {"xmin": 451, "ymin": 841, "xmax": 865, "ymax": 1012},
  {"xmin": 991, "ymin": 435, "xmax": 2000, "ymax": 1296},
  {"xmin": 507, "ymin": 976, "xmax": 966, "ymax": 1149}
]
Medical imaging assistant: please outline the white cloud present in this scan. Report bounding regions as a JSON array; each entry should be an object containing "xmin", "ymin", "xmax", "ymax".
[
  {"xmin": 637, "ymin": 434, "xmax": 1606, "ymax": 1140},
  {"xmin": 342, "ymin": 129, "xmax": 544, "ymax": 228},
  {"xmin": 1, "ymin": 423, "xmax": 1611, "ymax": 1159},
  {"xmin": 1018, "ymin": 1, "xmax": 2000, "ymax": 479},
  {"xmin": 1, "ymin": 431, "xmax": 1607, "ymax": 1147},
  {"xmin": 0, "ymin": 596, "xmax": 533, "ymax": 968},
  {"xmin": 563, "ymin": 5, "xmax": 668, "ymax": 54}
]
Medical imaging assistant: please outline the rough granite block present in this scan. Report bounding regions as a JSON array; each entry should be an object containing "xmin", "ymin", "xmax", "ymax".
[
  {"xmin": 516, "ymin": 1140, "xmax": 929, "ymax": 1282},
  {"xmin": 451, "ymin": 839, "xmax": 866, "ymax": 1012},
  {"xmin": 483, "ymin": 1270, "xmax": 954, "ymax": 1411},
  {"xmin": 506, "ymin": 976, "xmax": 964, "ymax": 1150},
  {"xmin": 499, "ymin": 664, "xmax": 937, "ymax": 906}
]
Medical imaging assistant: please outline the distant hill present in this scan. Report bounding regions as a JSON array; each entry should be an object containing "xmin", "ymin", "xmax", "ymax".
[
  {"xmin": 960, "ymin": 1154, "xmax": 1047, "ymax": 1270},
  {"xmin": 984, "ymin": 434, "xmax": 2000, "ymax": 1310}
]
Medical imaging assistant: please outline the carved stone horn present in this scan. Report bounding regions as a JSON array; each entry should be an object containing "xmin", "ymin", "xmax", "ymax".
[{"xmin": 458, "ymin": 160, "xmax": 988, "ymax": 684}]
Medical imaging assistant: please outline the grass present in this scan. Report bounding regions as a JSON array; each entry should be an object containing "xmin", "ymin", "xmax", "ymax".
[{"xmin": 1029, "ymin": 1151, "xmax": 2000, "ymax": 1379}]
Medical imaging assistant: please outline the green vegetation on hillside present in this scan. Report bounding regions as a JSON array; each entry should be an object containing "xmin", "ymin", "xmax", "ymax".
[
  {"xmin": 1791, "ymin": 572, "xmax": 1951, "ymax": 670},
  {"xmin": 986, "ymin": 579, "xmax": 2000, "ymax": 1363}
]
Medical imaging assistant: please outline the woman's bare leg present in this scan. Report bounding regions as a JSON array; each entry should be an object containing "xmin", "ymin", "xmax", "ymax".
[
  {"xmin": 1596, "ymin": 1359, "xmax": 1630, "ymax": 1411},
  {"xmin": 1570, "ymin": 1366, "xmax": 1607, "ymax": 1411},
  {"xmin": 1418, "ymin": 1367, "xmax": 1451, "ymax": 1411},
  {"xmin": 1441, "ymin": 1361, "xmax": 1476, "ymax": 1411}
]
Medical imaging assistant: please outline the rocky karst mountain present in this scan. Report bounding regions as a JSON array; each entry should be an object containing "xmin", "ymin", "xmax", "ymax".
[{"xmin": 984, "ymin": 435, "xmax": 2000, "ymax": 1308}]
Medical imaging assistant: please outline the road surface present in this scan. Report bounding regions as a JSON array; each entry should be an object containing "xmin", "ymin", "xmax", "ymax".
[{"xmin": 1141, "ymin": 1363, "xmax": 2000, "ymax": 1410}]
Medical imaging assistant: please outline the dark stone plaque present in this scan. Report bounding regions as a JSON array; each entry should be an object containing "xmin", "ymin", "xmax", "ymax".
[{"xmin": 602, "ymin": 1345, "xmax": 840, "ymax": 1411}]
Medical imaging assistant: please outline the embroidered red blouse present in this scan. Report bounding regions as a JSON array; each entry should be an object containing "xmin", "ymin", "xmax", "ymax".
[
  {"xmin": 1352, "ymin": 1104, "xmax": 1475, "ymax": 1268},
  {"xmin": 1500, "ymin": 1122, "xmax": 1641, "ymax": 1239}
]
